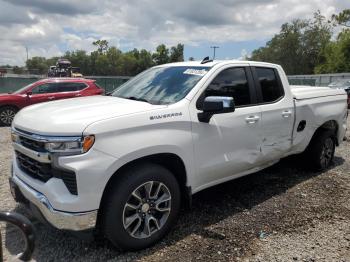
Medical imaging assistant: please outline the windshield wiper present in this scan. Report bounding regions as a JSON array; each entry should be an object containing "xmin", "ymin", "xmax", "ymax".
[{"xmin": 126, "ymin": 96, "xmax": 151, "ymax": 104}]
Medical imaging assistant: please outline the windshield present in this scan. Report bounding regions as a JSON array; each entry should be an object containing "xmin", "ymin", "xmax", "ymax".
[
  {"xmin": 112, "ymin": 66, "xmax": 211, "ymax": 105},
  {"xmin": 13, "ymin": 82, "xmax": 36, "ymax": 94}
]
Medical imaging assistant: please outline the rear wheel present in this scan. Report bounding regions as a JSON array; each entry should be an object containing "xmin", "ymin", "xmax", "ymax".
[
  {"xmin": 304, "ymin": 130, "xmax": 336, "ymax": 171},
  {"xmin": 0, "ymin": 106, "xmax": 17, "ymax": 126},
  {"xmin": 103, "ymin": 163, "xmax": 181, "ymax": 250}
]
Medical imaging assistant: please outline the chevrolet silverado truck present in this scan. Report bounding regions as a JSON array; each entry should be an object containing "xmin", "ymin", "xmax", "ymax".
[{"xmin": 9, "ymin": 60, "xmax": 348, "ymax": 250}]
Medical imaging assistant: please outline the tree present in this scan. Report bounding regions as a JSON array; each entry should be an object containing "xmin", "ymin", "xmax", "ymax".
[
  {"xmin": 331, "ymin": 9, "xmax": 350, "ymax": 28},
  {"xmin": 13, "ymin": 66, "xmax": 24, "ymax": 74},
  {"xmin": 26, "ymin": 56, "xmax": 49, "ymax": 74},
  {"xmin": 169, "ymin": 44, "xmax": 184, "ymax": 62},
  {"xmin": 188, "ymin": 57, "xmax": 195, "ymax": 61},
  {"xmin": 315, "ymin": 9, "xmax": 350, "ymax": 73},
  {"xmin": 93, "ymin": 40, "xmax": 109, "ymax": 54},
  {"xmin": 250, "ymin": 11, "xmax": 332, "ymax": 75},
  {"xmin": 64, "ymin": 50, "xmax": 91, "ymax": 75},
  {"xmin": 16, "ymin": 42, "xmax": 184, "ymax": 76},
  {"xmin": 152, "ymin": 44, "xmax": 169, "ymax": 65},
  {"xmin": 315, "ymin": 30, "xmax": 350, "ymax": 73}
]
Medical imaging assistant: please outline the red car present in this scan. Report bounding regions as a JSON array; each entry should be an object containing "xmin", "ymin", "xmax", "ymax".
[{"xmin": 0, "ymin": 78, "xmax": 104, "ymax": 126}]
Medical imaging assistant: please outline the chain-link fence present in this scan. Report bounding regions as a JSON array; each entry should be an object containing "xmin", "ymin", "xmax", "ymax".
[
  {"xmin": 288, "ymin": 73, "xmax": 350, "ymax": 86},
  {"xmin": 1, "ymin": 73, "xmax": 350, "ymax": 94},
  {"xmin": 0, "ymin": 75, "xmax": 132, "ymax": 94}
]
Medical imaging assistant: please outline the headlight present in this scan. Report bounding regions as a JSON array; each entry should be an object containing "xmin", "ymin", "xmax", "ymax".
[{"xmin": 45, "ymin": 135, "xmax": 95, "ymax": 154}]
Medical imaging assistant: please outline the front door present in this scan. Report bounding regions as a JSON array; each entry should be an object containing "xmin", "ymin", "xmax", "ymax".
[
  {"xmin": 29, "ymin": 83, "xmax": 58, "ymax": 105},
  {"xmin": 191, "ymin": 66, "xmax": 263, "ymax": 191}
]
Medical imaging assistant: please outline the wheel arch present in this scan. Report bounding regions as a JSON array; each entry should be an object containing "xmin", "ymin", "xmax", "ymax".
[
  {"xmin": 0, "ymin": 104, "xmax": 20, "ymax": 111},
  {"xmin": 96, "ymin": 153, "xmax": 191, "ymax": 229},
  {"xmin": 310, "ymin": 120, "xmax": 339, "ymax": 146}
]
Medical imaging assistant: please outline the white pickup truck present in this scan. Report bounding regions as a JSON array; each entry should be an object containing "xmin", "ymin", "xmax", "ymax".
[{"xmin": 9, "ymin": 60, "xmax": 348, "ymax": 250}]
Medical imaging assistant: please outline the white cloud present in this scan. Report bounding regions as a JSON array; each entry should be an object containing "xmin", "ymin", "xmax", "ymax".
[{"xmin": 0, "ymin": 0, "xmax": 347, "ymax": 65}]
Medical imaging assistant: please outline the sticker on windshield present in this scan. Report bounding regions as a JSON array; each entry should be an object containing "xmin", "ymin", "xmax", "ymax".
[{"xmin": 183, "ymin": 68, "xmax": 208, "ymax": 76}]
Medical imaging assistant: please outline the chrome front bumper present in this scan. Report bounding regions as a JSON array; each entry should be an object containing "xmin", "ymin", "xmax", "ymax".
[{"xmin": 10, "ymin": 175, "xmax": 97, "ymax": 231}]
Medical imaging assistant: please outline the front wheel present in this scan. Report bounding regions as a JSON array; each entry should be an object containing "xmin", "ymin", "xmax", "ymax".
[
  {"xmin": 103, "ymin": 163, "xmax": 181, "ymax": 250},
  {"xmin": 0, "ymin": 106, "xmax": 17, "ymax": 126}
]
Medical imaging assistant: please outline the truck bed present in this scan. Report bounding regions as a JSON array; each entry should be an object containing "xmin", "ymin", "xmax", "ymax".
[
  {"xmin": 289, "ymin": 85, "xmax": 347, "ymax": 156},
  {"xmin": 291, "ymin": 85, "xmax": 346, "ymax": 100}
]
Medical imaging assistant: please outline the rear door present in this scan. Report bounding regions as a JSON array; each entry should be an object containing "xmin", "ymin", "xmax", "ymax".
[{"xmin": 251, "ymin": 66, "xmax": 295, "ymax": 161}]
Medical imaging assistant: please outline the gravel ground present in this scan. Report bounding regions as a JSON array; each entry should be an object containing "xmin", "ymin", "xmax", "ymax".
[{"xmin": 0, "ymin": 117, "xmax": 349, "ymax": 262}]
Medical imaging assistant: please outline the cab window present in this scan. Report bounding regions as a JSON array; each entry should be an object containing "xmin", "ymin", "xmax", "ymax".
[
  {"xmin": 255, "ymin": 67, "xmax": 284, "ymax": 103},
  {"xmin": 198, "ymin": 67, "xmax": 252, "ymax": 108}
]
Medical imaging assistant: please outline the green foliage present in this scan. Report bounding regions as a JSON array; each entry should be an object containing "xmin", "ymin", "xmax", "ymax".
[
  {"xmin": 250, "ymin": 11, "xmax": 332, "ymax": 74},
  {"xmin": 12, "ymin": 66, "xmax": 24, "ymax": 74},
  {"xmin": 152, "ymin": 44, "xmax": 169, "ymax": 65},
  {"xmin": 92, "ymin": 40, "xmax": 109, "ymax": 54},
  {"xmin": 169, "ymin": 44, "xmax": 184, "ymax": 62},
  {"xmin": 250, "ymin": 9, "xmax": 350, "ymax": 74},
  {"xmin": 26, "ymin": 56, "xmax": 51, "ymax": 74},
  {"xmin": 315, "ymin": 30, "xmax": 350, "ymax": 73},
  {"xmin": 331, "ymin": 9, "xmax": 350, "ymax": 28},
  {"xmin": 25, "ymin": 41, "xmax": 184, "ymax": 76}
]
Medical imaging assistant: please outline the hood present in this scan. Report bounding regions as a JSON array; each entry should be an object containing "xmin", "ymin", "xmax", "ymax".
[{"xmin": 13, "ymin": 96, "xmax": 166, "ymax": 135}]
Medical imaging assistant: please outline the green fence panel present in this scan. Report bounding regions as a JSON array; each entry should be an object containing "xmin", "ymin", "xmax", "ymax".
[
  {"xmin": 0, "ymin": 77, "xmax": 42, "ymax": 93},
  {"xmin": 0, "ymin": 76, "xmax": 131, "ymax": 94}
]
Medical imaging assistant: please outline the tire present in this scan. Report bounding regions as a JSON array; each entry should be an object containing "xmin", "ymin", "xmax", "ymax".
[
  {"xmin": 0, "ymin": 106, "xmax": 18, "ymax": 126},
  {"xmin": 304, "ymin": 130, "xmax": 336, "ymax": 171},
  {"xmin": 103, "ymin": 163, "xmax": 181, "ymax": 251}
]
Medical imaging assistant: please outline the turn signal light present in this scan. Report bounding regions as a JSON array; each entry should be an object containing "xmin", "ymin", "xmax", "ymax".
[{"xmin": 82, "ymin": 135, "xmax": 95, "ymax": 153}]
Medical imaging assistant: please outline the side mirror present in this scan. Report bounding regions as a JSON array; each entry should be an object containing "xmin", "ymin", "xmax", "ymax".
[
  {"xmin": 198, "ymin": 96, "xmax": 235, "ymax": 123},
  {"xmin": 26, "ymin": 92, "xmax": 32, "ymax": 97}
]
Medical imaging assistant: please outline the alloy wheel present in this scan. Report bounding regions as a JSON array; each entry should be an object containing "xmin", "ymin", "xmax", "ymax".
[
  {"xmin": 122, "ymin": 181, "xmax": 171, "ymax": 239},
  {"xmin": 0, "ymin": 109, "xmax": 15, "ymax": 125}
]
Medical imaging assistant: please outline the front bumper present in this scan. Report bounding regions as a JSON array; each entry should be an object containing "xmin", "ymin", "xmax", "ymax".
[{"xmin": 10, "ymin": 175, "xmax": 97, "ymax": 231}]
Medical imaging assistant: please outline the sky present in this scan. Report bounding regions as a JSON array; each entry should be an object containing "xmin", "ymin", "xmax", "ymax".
[{"xmin": 0, "ymin": 0, "xmax": 347, "ymax": 66}]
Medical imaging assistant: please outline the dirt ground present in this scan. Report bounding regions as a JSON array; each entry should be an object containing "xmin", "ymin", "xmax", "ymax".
[{"xmin": 0, "ymin": 117, "xmax": 349, "ymax": 262}]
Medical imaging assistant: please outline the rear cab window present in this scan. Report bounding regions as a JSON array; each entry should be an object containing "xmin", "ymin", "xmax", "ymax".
[{"xmin": 252, "ymin": 67, "xmax": 284, "ymax": 103}]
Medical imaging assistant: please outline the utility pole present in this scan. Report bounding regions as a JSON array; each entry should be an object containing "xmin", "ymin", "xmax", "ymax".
[
  {"xmin": 25, "ymin": 46, "xmax": 29, "ymax": 62},
  {"xmin": 210, "ymin": 46, "xmax": 219, "ymax": 60}
]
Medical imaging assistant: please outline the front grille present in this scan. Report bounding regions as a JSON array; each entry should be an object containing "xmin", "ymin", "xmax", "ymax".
[
  {"xmin": 19, "ymin": 136, "xmax": 46, "ymax": 152},
  {"xmin": 16, "ymin": 151, "xmax": 52, "ymax": 182},
  {"xmin": 16, "ymin": 151, "xmax": 78, "ymax": 195}
]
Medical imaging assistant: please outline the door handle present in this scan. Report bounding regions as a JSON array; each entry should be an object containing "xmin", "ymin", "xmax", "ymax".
[
  {"xmin": 245, "ymin": 115, "xmax": 260, "ymax": 124},
  {"xmin": 282, "ymin": 110, "xmax": 292, "ymax": 118},
  {"xmin": 75, "ymin": 94, "xmax": 82, "ymax": 97},
  {"xmin": 47, "ymin": 96, "xmax": 55, "ymax": 100}
]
